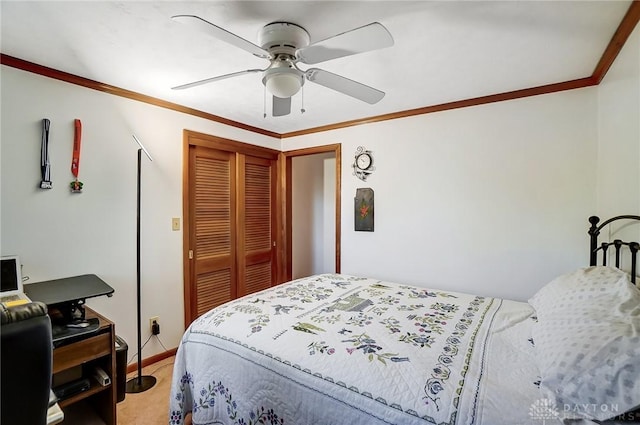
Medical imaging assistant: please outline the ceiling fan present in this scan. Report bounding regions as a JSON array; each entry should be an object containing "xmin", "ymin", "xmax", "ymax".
[{"xmin": 171, "ymin": 15, "xmax": 394, "ymax": 116}]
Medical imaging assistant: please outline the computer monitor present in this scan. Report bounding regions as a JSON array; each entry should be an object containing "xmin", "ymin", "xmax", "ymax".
[{"xmin": 1, "ymin": 255, "xmax": 24, "ymax": 296}]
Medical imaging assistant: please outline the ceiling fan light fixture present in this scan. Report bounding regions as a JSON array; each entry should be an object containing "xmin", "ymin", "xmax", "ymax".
[{"xmin": 263, "ymin": 67, "xmax": 304, "ymax": 98}]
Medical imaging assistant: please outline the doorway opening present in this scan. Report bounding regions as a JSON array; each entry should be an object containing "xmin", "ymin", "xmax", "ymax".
[{"xmin": 283, "ymin": 144, "xmax": 341, "ymax": 281}]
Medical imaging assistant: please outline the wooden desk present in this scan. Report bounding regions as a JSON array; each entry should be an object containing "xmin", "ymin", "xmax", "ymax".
[{"xmin": 53, "ymin": 307, "xmax": 116, "ymax": 425}]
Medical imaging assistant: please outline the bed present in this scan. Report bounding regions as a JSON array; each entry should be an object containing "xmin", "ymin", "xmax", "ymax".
[{"xmin": 169, "ymin": 215, "xmax": 640, "ymax": 425}]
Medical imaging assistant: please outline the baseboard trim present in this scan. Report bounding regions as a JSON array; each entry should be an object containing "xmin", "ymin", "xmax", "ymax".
[{"xmin": 126, "ymin": 347, "xmax": 178, "ymax": 374}]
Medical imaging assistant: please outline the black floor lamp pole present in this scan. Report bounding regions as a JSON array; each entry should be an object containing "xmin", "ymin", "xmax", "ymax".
[{"xmin": 125, "ymin": 144, "xmax": 156, "ymax": 393}]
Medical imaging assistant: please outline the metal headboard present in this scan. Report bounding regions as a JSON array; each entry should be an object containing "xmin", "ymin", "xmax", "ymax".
[{"xmin": 588, "ymin": 215, "xmax": 640, "ymax": 285}]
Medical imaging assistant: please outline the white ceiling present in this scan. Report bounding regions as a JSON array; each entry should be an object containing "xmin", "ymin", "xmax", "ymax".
[{"xmin": 0, "ymin": 1, "xmax": 633, "ymax": 135}]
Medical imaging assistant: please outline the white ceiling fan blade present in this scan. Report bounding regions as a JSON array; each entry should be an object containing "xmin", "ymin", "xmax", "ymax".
[
  {"xmin": 306, "ymin": 68, "xmax": 385, "ymax": 104},
  {"xmin": 172, "ymin": 69, "xmax": 262, "ymax": 90},
  {"xmin": 297, "ymin": 22, "xmax": 393, "ymax": 65},
  {"xmin": 272, "ymin": 96, "xmax": 291, "ymax": 117},
  {"xmin": 172, "ymin": 15, "xmax": 270, "ymax": 59}
]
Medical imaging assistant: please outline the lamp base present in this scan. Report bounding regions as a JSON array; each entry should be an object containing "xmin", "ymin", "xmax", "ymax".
[{"xmin": 125, "ymin": 375, "xmax": 156, "ymax": 393}]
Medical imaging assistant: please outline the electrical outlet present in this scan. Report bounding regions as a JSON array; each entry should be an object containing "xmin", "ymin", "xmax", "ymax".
[{"xmin": 149, "ymin": 316, "xmax": 159, "ymax": 333}]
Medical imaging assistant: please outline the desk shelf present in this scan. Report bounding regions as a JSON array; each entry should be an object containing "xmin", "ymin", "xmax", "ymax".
[
  {"xmin": 53, "ymin": 308, "xmax": 116, "ymax": 425},
  {"xmin": 58, "ymin": 377, "xmax": 110, "ymax": 408}
]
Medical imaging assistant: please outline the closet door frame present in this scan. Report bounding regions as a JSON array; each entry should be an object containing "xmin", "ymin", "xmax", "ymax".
[{"xmin": 182, "ymin": 130, "xmax": 281, "ymax": 327}]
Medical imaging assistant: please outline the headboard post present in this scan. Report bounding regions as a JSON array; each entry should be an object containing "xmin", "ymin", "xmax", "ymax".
[
  {"xmin": 588, "ymin": 215, "xmax": 600, "ymax": 266},
  {"xmin": 614, "ymin": 239, "xmax": 623, "ymax": 268},
  {"xmin": 600, "ymin": 243, "xmax": 609, "ymax": 266},
  {"xmin": 631, "ymin": 242, "xmax": 639, "ymax": 282}
]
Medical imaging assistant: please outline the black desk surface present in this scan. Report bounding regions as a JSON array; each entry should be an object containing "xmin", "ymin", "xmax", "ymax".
[{"xmin": 24, "ymin": 274, "xmax": 114, "ymax": 305}]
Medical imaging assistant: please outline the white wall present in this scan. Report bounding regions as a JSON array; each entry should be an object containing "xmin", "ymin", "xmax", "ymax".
[
  {"xmin": 291, "ymin": 153, "xmax": 335, "ymax": 278},
  {"xmin": 0, "ymin": 66, "xmax": 279, "ymax": 359},
  {"xmin": 283, "ymin": 89, "xmax": 599, "ymax": 301},
  {"xmin": 596, "ymin": 23, "xmax": 640, "ymax": 252}
]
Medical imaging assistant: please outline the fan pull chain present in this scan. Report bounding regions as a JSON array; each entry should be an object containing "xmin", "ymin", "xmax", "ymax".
[
  {"xmin": 263, "ymin": 85, "xmax": 267, "ymax": 118},
  {"xmin": 301, "ymin": 85, "xmax": 306, "ymax": 114}
]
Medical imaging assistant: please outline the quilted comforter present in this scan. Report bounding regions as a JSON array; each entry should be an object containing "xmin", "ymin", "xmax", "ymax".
[{"xmin": 169, "ymin": 274, "xmax": 545, "ymax": 425}]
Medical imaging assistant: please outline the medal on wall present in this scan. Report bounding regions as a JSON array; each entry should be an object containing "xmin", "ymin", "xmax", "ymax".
[
  {"xmin": 39, "ymin": 118, "xmax": 53, "ymax": 189},
  {"xmin": 70, "ymin": 119, "xmax": 83, "ymax": 193}
]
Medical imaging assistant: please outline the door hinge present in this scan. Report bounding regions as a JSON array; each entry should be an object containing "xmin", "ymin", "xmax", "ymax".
[{"xmin": 189, "ymin": 250, "xmax": 193, "ymax": 259}]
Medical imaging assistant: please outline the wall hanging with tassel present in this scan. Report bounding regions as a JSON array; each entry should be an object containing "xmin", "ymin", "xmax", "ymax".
[{"xmin": 70, "ymin": 119, "xmax": 83, "ymax": 193}]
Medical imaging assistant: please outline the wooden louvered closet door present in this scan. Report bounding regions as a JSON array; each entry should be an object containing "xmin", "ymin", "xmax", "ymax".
[
  {"xmin": 185, "ymin": 134, "xmax": 279, "ymax": 325},
  {"xmin": 191, "ymin": 146, "xmax": 237, "ymax": 318},
  {"xmin": 237, "ymin": 155, "xmax": 277, "ymax": 297}
]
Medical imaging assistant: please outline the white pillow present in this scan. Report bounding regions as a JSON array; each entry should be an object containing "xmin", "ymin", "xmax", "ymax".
[
  {"xmin": 529, "ymin": 266, "xmax": 640, "ymax": 319},
  {"xmin": 529, "ymin": 266, "xmax": 640, "ymax": 420}
]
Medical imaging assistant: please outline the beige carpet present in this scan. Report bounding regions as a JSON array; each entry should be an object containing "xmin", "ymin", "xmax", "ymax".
[{"xmin": 117, "ymin": 356, "xmax": 175, "ymax": 425}]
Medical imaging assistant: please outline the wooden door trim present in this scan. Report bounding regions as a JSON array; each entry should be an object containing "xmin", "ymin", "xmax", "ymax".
[
  {"xmin": 282, "ymin": 143, "xmax": 341, "ymax": 281},
  {"xmin": 185, "ymin": 130, "xmax": 280, "ymax": 158},
  {"xmin": 182, "ymin": 130, "xmax": 280, "ymax": 328},
  {"xmin": 181, "ymin": 134, "xmax": 193, "ymax": 329},
  {"xmin": 277, "ymin": 152, "xmax": 289, "ymax": 284}
]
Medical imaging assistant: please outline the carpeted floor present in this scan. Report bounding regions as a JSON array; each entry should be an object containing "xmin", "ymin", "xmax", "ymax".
[{"xmin": 117, "ymin": 356, "xmax": 175, "ymax": 425}]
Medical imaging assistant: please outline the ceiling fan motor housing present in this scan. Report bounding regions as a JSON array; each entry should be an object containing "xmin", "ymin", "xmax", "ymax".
[{"xmin": 259, "ymin": 22, "xmax": 310, "ymax": 55}]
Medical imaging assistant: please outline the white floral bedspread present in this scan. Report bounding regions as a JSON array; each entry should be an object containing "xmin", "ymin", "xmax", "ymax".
[{"xmin": 169, "ymin": 274, "xmax": 544, "ymax": 425}]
